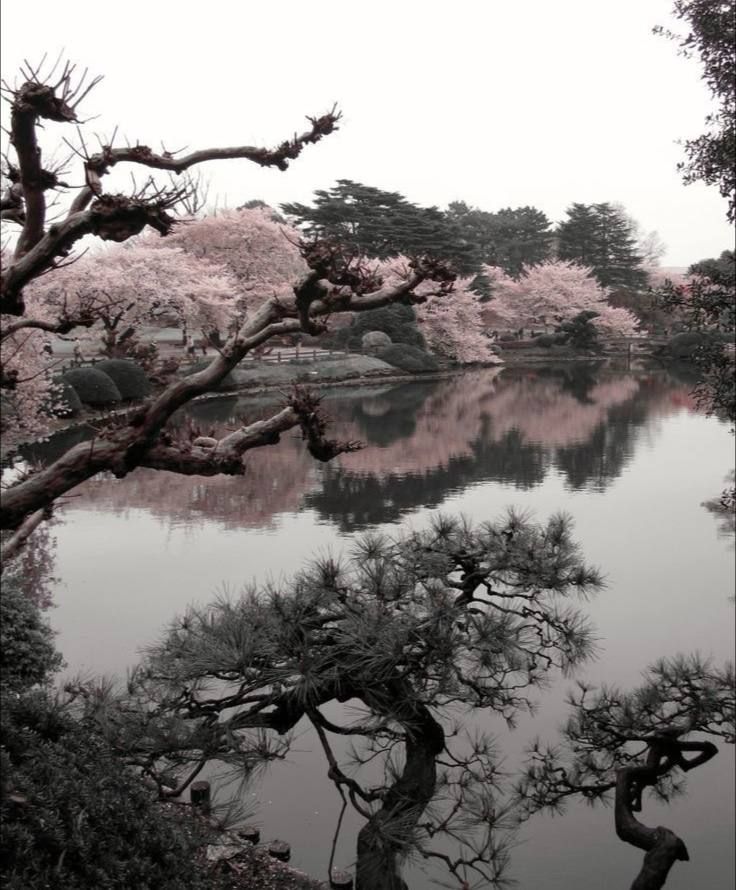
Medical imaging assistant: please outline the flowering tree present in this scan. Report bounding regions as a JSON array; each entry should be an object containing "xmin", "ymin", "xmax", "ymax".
[
  {"xmin": 23, "ymin": 243, "xmax": 237, "ymax": 357},
  {"xmin": 371, "ymin": 257, "xmax": 499, "ymax": 363},
  {"xmin": 166, "ymin": 207, "xmax": 309, "ymax": 315},
  {"xmin": 0, "ymin": 59, "xmax": 458, "ymax": 555},
  {"xmin": 484, "ymin": 260, "xmax": 639, "ymax": 337}
]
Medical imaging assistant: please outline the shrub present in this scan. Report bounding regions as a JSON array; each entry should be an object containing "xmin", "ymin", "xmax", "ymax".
[
  {"xmin": 0, "ymin": 696, "xmax": 217, "ymax": 890},
  {"xmin": 554, "ymin": 310, "xmax": 602, "ymax": 352},
  {"xmin": 0, "ymin": 577, "xmax": 62, "ymax": 693},
  {"xmin": 329, "ymin": 304, "xmax": 425, "ymax": 351},
  {"xmin": 662, "ymin": 330, "xmax": 729, "ymax": 360},
  {"xmin": 361, "ymin": 330, "xmax": 393, "ymax": 353},
  {"xmin": 0, "ymin": 579, "xmax": 220, "ymax": 890},
  {"xmin": 376, "ymin": 344, "xmax": 439, "ymax": 374},
  {"xmin": 49, "ymin": 377, "xmax": 84, "ymax": 418},
  {"xmin": 95, "ymin": 359, "xmax": 152, "ymax": 400},
  {"xmin": 61, "ymin": 368, "xmax": 122, "ymax": 407},
  {"xmin": 533, "ymin": 334, "xmax": 558, "ymax": 348}
]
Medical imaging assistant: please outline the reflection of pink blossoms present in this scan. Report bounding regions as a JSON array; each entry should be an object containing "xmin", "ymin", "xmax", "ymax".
[{"xmin": 483, "ymin": 376, "xmax": 641, "ymax": 446}]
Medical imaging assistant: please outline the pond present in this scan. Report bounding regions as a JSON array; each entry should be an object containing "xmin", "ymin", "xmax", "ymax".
[{"xmin": 31, "ymin": 365, "xmax": 735, "ymax": 889}]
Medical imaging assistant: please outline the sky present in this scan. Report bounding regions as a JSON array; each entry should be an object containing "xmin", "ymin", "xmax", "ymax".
[{"xmin": 1, "ymin": 0, "xmax": 733, "ymax": 266}]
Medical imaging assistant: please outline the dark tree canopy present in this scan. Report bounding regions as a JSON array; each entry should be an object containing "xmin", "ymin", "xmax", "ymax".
[
  {"xmin": 557, "ymin": 203, "xmax": 648, "ymax": 290},
  {"xmin": 282, "ymin": 180, "xmax": 481, "ymax": 274},
  {"xmin": 446, "ymin": 201, "xmax": 553, "ymax": 277},
  {"xmin": 660, "ymin": 249, "xmax": 735, "ymax": 423},
  {"xmin": 656, "ymin": 0, "xmax": 736, "ymax": 221}
]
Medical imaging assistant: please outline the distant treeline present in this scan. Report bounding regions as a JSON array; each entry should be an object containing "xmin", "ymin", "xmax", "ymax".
[{"xmin": 280, "ymin": 181, "xmax": 657, "ymax": 290}]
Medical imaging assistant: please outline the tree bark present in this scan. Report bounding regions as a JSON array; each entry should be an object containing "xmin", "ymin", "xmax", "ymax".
[
  {"xmin": 355, "ymin": 688, "xmax": 445, "ymax": 890},
  {"xmin": 615, "ymin": 739, "xmax": 717, "ymax": 890}
]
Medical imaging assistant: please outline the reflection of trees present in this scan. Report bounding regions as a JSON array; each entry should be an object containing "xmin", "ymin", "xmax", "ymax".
[
  {"xmin": 480, "ymin": 374, "xmax": 641, "ymax": 447},
  {"xmin": 310, "ymin": 370, "xmax": 699, "ymax": 529},
  {"xmin": 335, "ymin": 371, "xmax": 500, "ymax": 474},
  {"xmin": 350, "ymin": 381, "xmax": 439, "ymax": 446},
  {"xmin": 26, "ymin": 369, "xmax": 701, "ymax": 532},
  {"xmin": 73, "ymin": 436, "xmax": 317, "ymax": 530},
  {"xmin": 306, "ymin": 428, "xmax": 548, "ymax": 530}
]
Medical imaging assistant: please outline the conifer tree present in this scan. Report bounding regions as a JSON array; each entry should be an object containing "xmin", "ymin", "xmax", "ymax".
[{"xmin": 557, "ymin": 203, "xmax": 648, "ymax": 290}]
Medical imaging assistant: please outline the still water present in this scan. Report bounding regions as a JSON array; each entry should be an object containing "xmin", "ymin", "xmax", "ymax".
[{"xmin": 33, "ymin": 365, "xmax": 734, "ymax": 889}]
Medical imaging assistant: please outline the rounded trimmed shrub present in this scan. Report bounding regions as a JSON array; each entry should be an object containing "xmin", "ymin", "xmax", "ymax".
[
  {"xmin": 61, "ymin": 368, "xmax": 122, "ymax": 407},
  {"xmin": 376, "ymin": 344, "xmax": 439, "ymax": 374},
  {"xmin": 361, "ymin": 330, "xmax": 393, "ymax": 353},
  {"xmin": 50, "ymin": 377, "xmax": 84, "ymax": 417},
  {"xmin": 95, "ymin": 359, "xmax": 152, "ymax": 401},
  {"xmin": 533, "ymin": 334, "xmax": 558, "ymax": 348}
]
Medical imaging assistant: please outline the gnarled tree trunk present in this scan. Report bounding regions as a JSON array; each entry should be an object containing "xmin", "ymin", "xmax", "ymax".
[{"xmin": 355, "ymin": 689, "xmax": 445, "ymax": 890}]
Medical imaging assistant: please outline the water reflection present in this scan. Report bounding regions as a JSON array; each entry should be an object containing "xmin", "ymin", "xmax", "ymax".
[
  {"xmin": 24, "ymin": 365, "xmax": 734, "ymax": 890},
  {"xmin": 26, "ymin": 366, "xmax": 706, "ymax": 533}
]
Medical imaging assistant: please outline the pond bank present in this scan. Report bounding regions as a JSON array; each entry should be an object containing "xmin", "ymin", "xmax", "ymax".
[{"xmin": 1, "ymin": 357, "xmax": 472, "ymax": 457}]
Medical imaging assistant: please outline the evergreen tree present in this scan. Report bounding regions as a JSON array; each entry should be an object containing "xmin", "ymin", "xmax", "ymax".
[
  {"xmin": 282, "ymin": 181, "xmax": 480, "ymax": 273},
  {"xmin": 445, "ymin": 201, "xmax": 552, "ymax": 277},
  {"xmin": 488, "ymin": 206, "xmax": 553, "ymax": 275},
  {"xmin": 557, "ymin": 202, "xmax": 648, "ymax": 290}
]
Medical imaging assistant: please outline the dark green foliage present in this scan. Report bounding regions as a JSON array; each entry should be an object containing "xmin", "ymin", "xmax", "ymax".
[
  {"xmin": 376, "ymin": 344, "xmax": 440, "ymax": 373},
  {"xmin": 283, "ymin": 182, "xmax": 555, "ymax": 279},
  {"xmin": 0, "ymin": 696, "xmax": 216, "ymax": 890},
  {"xmin": 282, "ymin": 180, "xmax": 481, "ymax": 273},
  {"xmin": 658, "ymin": 250, "xmax": 735, "ymax": 420},
  {"xmin": 557, "ymin": 202, "xmax": 648, "ymax": 290},
  {"xmin": 49, "ymin": 377, "xmax": 83, "ymax": 417},
  {"xmin": 0, "ymin": 577, "xmax": 222, "ymax": 890},
  {"xmin": 0, "ymin": 577, "xmax": 62, "ymax": 693},
  {"xmin": 95, "ymin": 359, "xmax": 152, "ymax": 401},
  {"xmin": 689, "ymin": 248, "xmax": 736, "ymax": 284},
  {"xmin": 660, "ymin": 330, "xmax": 728, "ymax": 359},
  {"xmin": 183, "ymin": 361, "xmax": 237, "ymax": 390},
  {"xmin": 533, "ymin": 334, "xmax": 560, "ymax": 348},
  {"xmin": 329, "ymin": 304, "xmax": 425, "ymax": 352},
  {"xmin": 446, "ymin": 201, "xmax": 553, "ymax": 277},
  {"xmin": 61, "ymin": 367, "xmax": 122, "ymax": 407},
  {"xmin": 555, "ymin": 310, "xmax": 603, "ymax": 352},
  {"xmin": 657, "ymin": 1, "xmax": 736, "ymax": 221}
]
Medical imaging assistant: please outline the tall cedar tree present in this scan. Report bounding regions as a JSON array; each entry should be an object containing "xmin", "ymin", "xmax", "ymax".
[
  {"xmin": 282, "ymin": 180, "xmax": 481, "ymax": 274},
  {"xmin": 557, "ymin": 202, "xmax": 648, "ymax": 290}
]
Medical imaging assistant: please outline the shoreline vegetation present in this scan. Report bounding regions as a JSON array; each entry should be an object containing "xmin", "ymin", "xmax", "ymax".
[{"xmin": 2, "ymin": 344, "xmax": 664, "ymax": 457}]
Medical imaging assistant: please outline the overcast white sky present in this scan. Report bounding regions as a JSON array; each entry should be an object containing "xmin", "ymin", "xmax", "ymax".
[{"xmin": 1, "ymin": 0, "xmax": 733, "ymax": 265}]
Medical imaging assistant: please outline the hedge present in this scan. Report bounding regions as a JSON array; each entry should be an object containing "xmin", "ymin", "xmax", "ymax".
[
  {"xmin": 376, "ymin": 344, "xmax": 439, "ymax": 374},
  {"xmin": 95, "ymin": 359, "xmax": 152, "ymax": 400},
  {"xmin": 49, "ymin": 377, "xmax": 84, "ymax": 418},
  {"xmin": 61, "ymin": 368, "xmax": 122, "ymax": 407}
]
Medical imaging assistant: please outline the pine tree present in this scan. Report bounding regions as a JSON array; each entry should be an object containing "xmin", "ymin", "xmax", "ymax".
[
  {"xmin": 444, "ymin": 202, "xmax": 552, "ymax": 277},
  {"xmin": 282, "ymin": 180, "xmax": 480, "ymax": 272},
  {"xmin": 557, "ymin": 203, "xmax": 648, "ymax": 290}
]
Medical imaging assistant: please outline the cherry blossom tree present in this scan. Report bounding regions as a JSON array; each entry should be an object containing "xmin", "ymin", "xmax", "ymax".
[
  {"xmin": 0, "ymin": 58, "xmax": 458, "ymax": 550},
  {"xmin": 23, "ymin": 243, "xmax": 237, "ymax": 358},
  {"xmin": 165, "ymin": 207, "xmax": 309, "ymax": 315},
  {"xmin": 484, "ymin": 260, "xmax": 640, "ymax": 337},
  {"xmin": 371, "ymin": 257, "xmax": 499, "ymax": 363}
]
